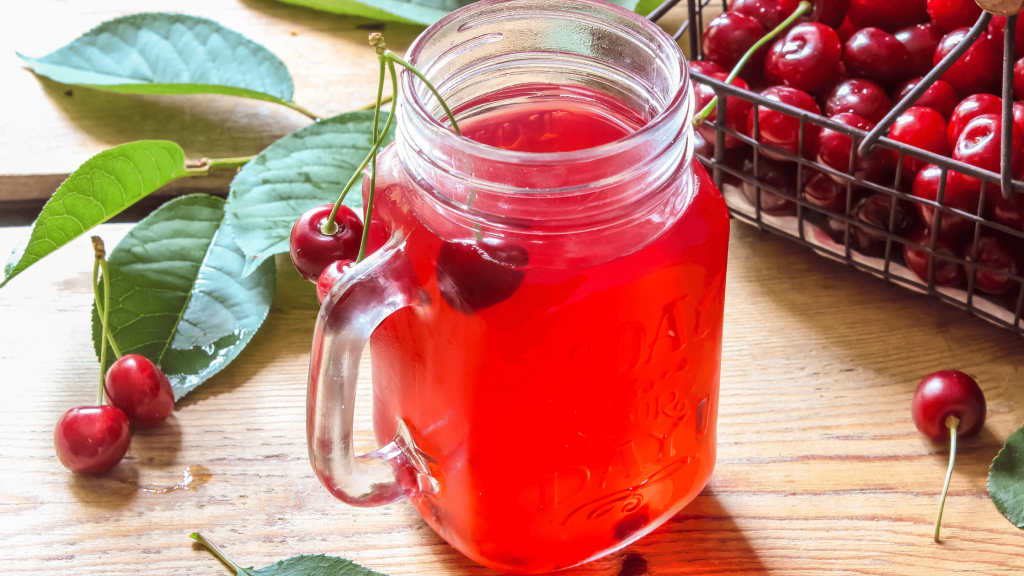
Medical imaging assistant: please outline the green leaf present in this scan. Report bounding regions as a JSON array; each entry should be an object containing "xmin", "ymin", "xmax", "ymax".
[
  {"xmin": 226, "ymin": 110, "xmax": 395, "ymax": 277},
  {"xmin": 989, "ymin": 423, "xmax": 1024, "ymax": 529},
  {"xmin": 93, "ymin": 194, "xmax": 275, "ymax": 400},
  {"xmin": 274, "ymin": 0, "xmax": 639, "ymax": 25},
  {"xmin": 247, "ymin": 554, "xmax": 389, "ymax": 576},
  {"xmin": 18, "ymin": 13, "xmax": 299, "ymax": 109},
  {"xmin": 2, "ymin": 140, "xmax": 190, "ymax": 289}
]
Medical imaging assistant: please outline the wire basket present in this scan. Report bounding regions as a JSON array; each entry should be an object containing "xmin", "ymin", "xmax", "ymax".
[{"xmin": 649, "ymin": 0, "xmax": 1024, "ymax": 335}]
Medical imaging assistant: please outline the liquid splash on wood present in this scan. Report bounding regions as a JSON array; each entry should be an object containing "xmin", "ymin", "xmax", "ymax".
[{"xmin": 140, "ymin": 465, "xmax": 211, "ymax": 494}]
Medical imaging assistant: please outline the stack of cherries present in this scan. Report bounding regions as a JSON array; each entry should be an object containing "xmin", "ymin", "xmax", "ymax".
[{"xmin": 694, "ymin": 0, "xmax": 1023, "ymax": 303}]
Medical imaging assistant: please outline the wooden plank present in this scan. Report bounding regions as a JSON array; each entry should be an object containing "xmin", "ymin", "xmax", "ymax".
[{"xmin": 1, "ymin": 222, "xmax": 1022, "ymax": 575}]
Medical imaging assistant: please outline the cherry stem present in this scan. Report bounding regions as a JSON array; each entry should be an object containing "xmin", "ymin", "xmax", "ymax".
[
  {"xmin": 692, "ymin": 0, "xmax": 811, "ymax": 127},
  {"xmin": 183, "ymin": 156, "xmax": 254, "ymax": 177},
  {"xmin": 189, "ymin": 532, "xmax": 246, "ymax": 574},
  {"xmin": 934, "ymin": 414, "xmax": 960, "ymax": 543},
  {"xmin": 90, "ymin": 238, "xmax": 123, "ymax": 361},
  {"xmin": 356, "ymin": 55, "xmax": 392, "ymax": 263},
  {"xmin": 282, "ymin": 100, "xmax": 321, "ymax": 121}
]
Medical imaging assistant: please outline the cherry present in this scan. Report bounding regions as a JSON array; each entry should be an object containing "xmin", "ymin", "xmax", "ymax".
[
  {"xmin": 804, "ymin": 168, "xmax": 848, "ymax": 213},
  {"xmin": 848, "ymin": 0, "xmax": 928, "ymax": 32},
  {"xmin": 1015, "ymin": 57, "xmax": 1024, "ymax": 101},
  {"xmin": 893, "ymin": 78, "xmax": 959, "ymax": 120},
  {"xmin": 911, "ymin": 164, "xmax": 980, "ymax": 239},
  {"xmin": 54, "ymin": 405, "xmax": 131, "ymax": 474},
  {"xmin": 848, "ymin": 193, "xmax": 920, "ymax": 257},
  {"xmin": 748, "ymin": 85, "xmax": 822, "ymax": 161},
  {"xmin": 934, "ymin": 28, "xmax": 1000, "ymax": 96},
  {"xmin": 986, "ymin": 185, "xmax": 1024, "ymax": 228},
  {"xmin": 947, "ymin": 94, "xmax": 1002, "ymax": 149},
  {"xmin": 764, "ymin": 43, "xmax": 786, "ymax": 86},
  {"xmin": 731, "ymin": 0, "xmax": 786, "ymax": 29},
  {"xmin": 903, "ymin": 227, "xmax": 965, "ymax": 286},
  {"xmin": 989, "ymin": 16, "xmax": 1024, "ymax": 60},
  {"xmin": 887, "ymin": 106, "xmax": 951, "ymax": 183},
  {"xmin": 911, "ymin": 369, "xmax": 985, "ymax": 543},
  {"xmin": 817, "ymin": 112, "xmax": 893, "ymax": 181},
  {"xmin": 702, "ymin": 12, "xmax": 767, "ymax": 77},
  {"xmin": 1014, "ymin": 101, "xmax": 1024, "ymax": 140},
  {"xmin": 436, "ymin": 238, "xmax": 529, "ymax": 314},
  {"xmin": 767, "ymin": 22, "xmax": 843, "ymax": 93},
  {"xmin": 952, "ymin": 113, "xmax": 1024, "ymax": 193},
  {"xmin": 289, "ymin": 204, "xmax": 363, "ymax": 282},
  {"xmin": 844, "ymin": 27, "xmax": 910, "ymax": 80},
  {"xmin": 693, "ymin": 72, "xmax": 754, "ymax": 149},
  {"xmin": 895, "ymin": 23, "xmax": 945, "ymax": 76},
  {"xmin": 740, "ymin": 155, "xmax": 798, "ymax": 215},
  {"xmin": 779, "ymin": 0, "xmax": 849, "ymax": 29},
  {"xmin": 103, "ymin": 354, "xmax": 174, "ymax": 428},
  {"xmin": 688, "ymin": 60, "xmax": 726, "ymax": 77},
  {"xmin": 316, "ymin": 259, "xmax": 355, "ymax": 304},
  {"xmin": 926, "ymin": 0, "xmax": 982, "ymax": 33},
  {"xmin": 966, "ymin": 235, "xmax": 1020, "ymax": 295},
  {"xmin": 825, "ymin": 78, "xmax": 892, "ymax": 124}
]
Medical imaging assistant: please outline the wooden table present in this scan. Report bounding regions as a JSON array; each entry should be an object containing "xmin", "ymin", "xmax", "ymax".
[{"xmin": 2, "ymin": 1, "xmax": 1023, "ymax": 574}]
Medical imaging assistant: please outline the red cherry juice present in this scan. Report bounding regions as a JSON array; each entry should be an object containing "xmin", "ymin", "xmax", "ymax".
[{"xmin": 364, "ymin": 84, "xmax": 729, "ymax": 573}]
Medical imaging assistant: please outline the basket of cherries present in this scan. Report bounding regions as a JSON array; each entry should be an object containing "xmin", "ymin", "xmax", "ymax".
[{"xmin": 685, "ymin": 0, "xmax": 1024, "ymax": 334}]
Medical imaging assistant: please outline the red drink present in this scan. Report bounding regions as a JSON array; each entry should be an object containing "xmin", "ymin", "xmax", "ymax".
[{"xmin": 363, "ymin": 85, "xmax": 729, "ymax": 572}]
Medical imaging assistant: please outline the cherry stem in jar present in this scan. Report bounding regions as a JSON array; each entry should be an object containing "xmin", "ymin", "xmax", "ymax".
[
  {"xmin": 189, "ymin": 532, "xmax": 246, "ymax": 574},
  {"xmin": 934, "ymin": 414, "xmax": 960, "ymax": 543},
  {"xmin": 692, "ymin": 0, "xmax": 811, "ymax": 128},
  {"xmin": 90, "ymin": 236, "xmax": 120, "ymax": 405}
]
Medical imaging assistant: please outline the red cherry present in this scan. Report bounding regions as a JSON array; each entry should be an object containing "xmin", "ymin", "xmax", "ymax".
[
  {"xmin": 740, "ymin": 156, "xmax": 797, "ymax": 215},
  {"xmin": 694, "ymin": 73, "xmax": 753, "ymax": 149},
  {"xmin": 731, "ymin": 0, "xmax": 785, "ymax": 29},
  {"xmin": 779, "ymin": 0, "xmax": 850, "ymax": 29},
  {"xmin": 289, "ymin": 204, "xmax": 363, "ymax": 282},
  {"xmin": 895, "ymin": 23, "xmax": 945, "ymax": 77},
  {"xmin": 1015, "ymin": 57, "xmax": 1024, "ymax": 101},
  {"xmin": 926, "ymin": 0, "xmax": 982, "ymax": 33},
  {"xmin": 912, "ymin": 370, "xmax": 985, "ymax": 440},
  {"xmin": 966, "ymin": 235, "xmax": 1020, "ymax": 295},
  {"xmin": 54, "ymin": 405, "xmax": 131, "ymax": 474},
  {"xmin": 989, "ymin": 16, "xmax": 1024, "ymax": 60},
  {"xmin": 817, "ymin": 112, "xmax": 893, "ymax": 180},
  {"xmin": 1013, "ymin": 101, "xmax": 1024, "ymax": 138},
  {"xmin": 825, "ymin": 79, "xmax": 892, "ymax": 124},
  {"xmin": 850, "ymin": 193, "xmax": 920, "ymax": 257},
  {"xmin": 804, "ymin": 168, "xmax": 848, "ymax": 212},
  {"xmin": 702, "ymin": 12, "xmax": 767, "ymax": 75},
  {"xmin": 952, "ymin": 113, "xmax": 1024, "ymax": 193},
  {"xmin": 934, "ymin": 28, "xmax": 1000, "ymax": 96},
  {"xmin": 688, "ymin": 60, "xmax": 726, "ymax": 76},
  {"xmin": 903, "ymin": 228, "xmax": 964, "ymax": 287},
  {"xmin": 316, "ymin": 259, "xmax": 355, "ymax": 304},
  {"xmin": 848, "ymin": 0, "xmax": 928, "ymax": 32},
  {"xmin": 947, "ymin": 94, "xmax": 1002, "ymax": 149},
  {"xmin": 986, "ymin": 185, "xmax": 1024, "ymax": 228},
  {"xmin": 893, "ymin": 78, "xmax": 959, "ymax": 119},
  {"xmin": 844, "ymin": 27, "xmax": 910, "ymax": 80},
  {"xmin": 103, "ymin": 354, "xmax": 174, "ymax": 428},
  {"xmin": 887, "ymin": 107, "xmax": 951, "ymax": 182},
  {"xmin": 748, "ymin": 85, "xmax": 822, "ymax": 161},
  {"xmin": 767, "ymin": 23, "xmax": 843, "ymax": 93},
  {"xmin": 911, "ymin": 164, "xmax": 980, "ymax": 238},
  {"xmin": 436, "ymin": 238, "xmax": 529, "ymax": 314}
]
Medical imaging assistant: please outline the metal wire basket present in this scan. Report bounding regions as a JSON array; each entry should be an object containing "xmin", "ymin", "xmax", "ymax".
[{"xmin": 649, "ymin": 0, "xmax": 1024, "ymax": 335}]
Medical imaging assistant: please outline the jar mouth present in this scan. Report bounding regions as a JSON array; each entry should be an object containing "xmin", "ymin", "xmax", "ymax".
[{"xmin": 401, "ymin": 0, "xmax": 690, "ymax": 173}]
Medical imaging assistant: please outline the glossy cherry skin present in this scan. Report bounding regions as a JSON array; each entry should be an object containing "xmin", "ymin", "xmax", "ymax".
[
  {"xmin": 740, "ymin": 155, "xmax": 797, "ymax": 215},
  {"xmin": 768, "ymin": 23, "xmax": 843, "ymax": 93},
  {"xmin": 927, "ymin": 0, "xmax": 982, "ymax": 33},
  {"xmin": 316, "ymin": 259, "xmax": 355, "ymax": 304},
  {"xmin": 780, "ymin": 0, "xmax": 850, "ymax": 29},
  {"xmin": 966, "ymin": 235, "xmax": 1021, "ymax": 295},
  {"xmin": 748, "ymin": 85, "xmax": 822, "ymax": 161},
  {"xmin": 989, "ymin": 16, "xmax": 1024, "ymax": 60},
  {"xmin": 1014, "ymin": 101, "xmax": 1024, "ymax": 139},
  {"xmin": 817, "ymin": 112, "xmax": 893, "ymax": 181},
  {"xmin": 825, "ymin": 79, "xmax": 892, "ymax": 124},
  {"xmin": 1015, "ymin": 57, "xmax": 1024, "ymax": 101},
  {"xmin": 436, "ymin": 238, "xmax": 530, "ymax": 314},
  {"xmin": 894, "ymin": 23, "xmax": 945, "ymax": 77},
  {"xmin": 844, "ymin": 27, "xmax": 910, "ymax": 80},
  {"xmin": 911, "ymin": 164, "xmax": 980, "ymax": 239},
  {"xmin": 903, "ymin": 227, "xmax": 965, "ymax": 287},
  {"xmin": 688, "ymin": 60, "xmax": 726, "ymax": 77},
  {"xmin": 848, "ymin": 193, "xmax": 920, "ymax": 257},
  {"xmin": 893, "ymin": 78, "xmax": 959, "ymax": 119},
  {"xmin": 952, "ymin": 113, "xmax": 1024, "ymax": 193},
  {"xmin": 693, "ymin": 72, "xmax": 753, "ymax": 149},
  {"xmin": 887, "ymin": 107, "xmax": 951, "ymax": 183},
  {"xmin": 848, "ymin": 0, "xmax": 928, "ymax": 32},
  {"xmin": 986, "ymin": 186, "xmax": 1024, "ymax": 228},
  {"xmin": 947, "ymin": 94, "xmax": 1002, "ymax": 149},
  {"xmin": 934, "ymin": 28, "xmax": 1000, "ymax": 96},
  {"xmin": 912, "ymin": 370, "xmax": 985, "ymax": 440},
  {"xmin": 703, "ymin": 12, "xmax": 766, "ymax": 74},
  {"xmin": 804, "ymin": 168, "xmax": 848, "ymax": 212},
  {"xmin": 54, "ymin": 405, "xmax": 131, "ymax": 474},
  {"xmin": 103, "ymin": 354, "xmax": 174, "ymax": 428},
  {"xmin": 289, "ymin": 204, "xmax": 363, "ymax": 282},
  {"xmin": 731, "ymin": 0, "xmax": 785, "ymax": 29}
]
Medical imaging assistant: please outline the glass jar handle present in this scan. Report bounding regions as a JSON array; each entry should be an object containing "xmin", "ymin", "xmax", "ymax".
[{"xmin": 306, "ymin": 234, "xmax": 435, "ymax": 507}]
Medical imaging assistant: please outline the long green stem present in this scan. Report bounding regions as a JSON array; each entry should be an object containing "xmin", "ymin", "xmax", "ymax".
[
  {"xmin": 282, "ymin": 100, "xmax": 321, "ymax": 121},
  {"xmin": 91, "ymin": 257, "xmax": 122, "ymax": 360},
  {"xmin": 184, "ymin": 156, "xmax": 255, "ymax": 177},
  {"xmin": 91, "ymin": 237, "xmax": 112, "ymax": 405},
  {"xmin": 934, "ymin": 415, "xmax": 960, "ymax": 543},
  {"xmin": 356, "ymin": 56, "xmax": 392, "ymax": 263},
  {"xmin": 692, "ymin": 0, "xmax": 811, "ymax": 127},
  {"xmin": 385, "ymin": 51, "xmax": 461, "ymax": 135},
  {"xmin": 189, "ymin": 532, "xmax": 246, "ymax": 574}
]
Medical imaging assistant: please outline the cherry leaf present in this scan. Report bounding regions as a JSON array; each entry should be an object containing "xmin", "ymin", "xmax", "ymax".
[
  {"xmin": 92, "ymin": 194, "xmax": 275, "ymax": 400},
  {"xmin": 225, "ymin": 110, "xmax": 395, "ymax": 277},
  {"xmin": 989, "ymin": 423, "xmax": 1024, "ymax": 528},
  {"xmin": 2, "ymin": 140, "xmax": 190, "ymax": 289},
  {"xmin": 18, "ymin": 13, "xmax": 301, "ymax": 111},
  {"xmin": 244, "ymin": 554, "xmax": 388, "ymax": 576}
]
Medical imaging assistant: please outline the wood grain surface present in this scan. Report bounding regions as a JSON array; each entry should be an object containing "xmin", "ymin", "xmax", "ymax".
[{"xmin": 1, "ymin": 222, "xmax": 1022, "ymax": 575}]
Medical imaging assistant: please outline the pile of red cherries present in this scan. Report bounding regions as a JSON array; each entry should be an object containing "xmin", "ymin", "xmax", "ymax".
[{"xmin": 694, "ymin": 0, "xmax": 1023, "ymax": 303}]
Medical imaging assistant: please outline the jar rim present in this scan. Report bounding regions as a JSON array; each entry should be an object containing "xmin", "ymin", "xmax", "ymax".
[{"xmin": 401, "ymin": 0, "xmax": 691, "ymax": 168}]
